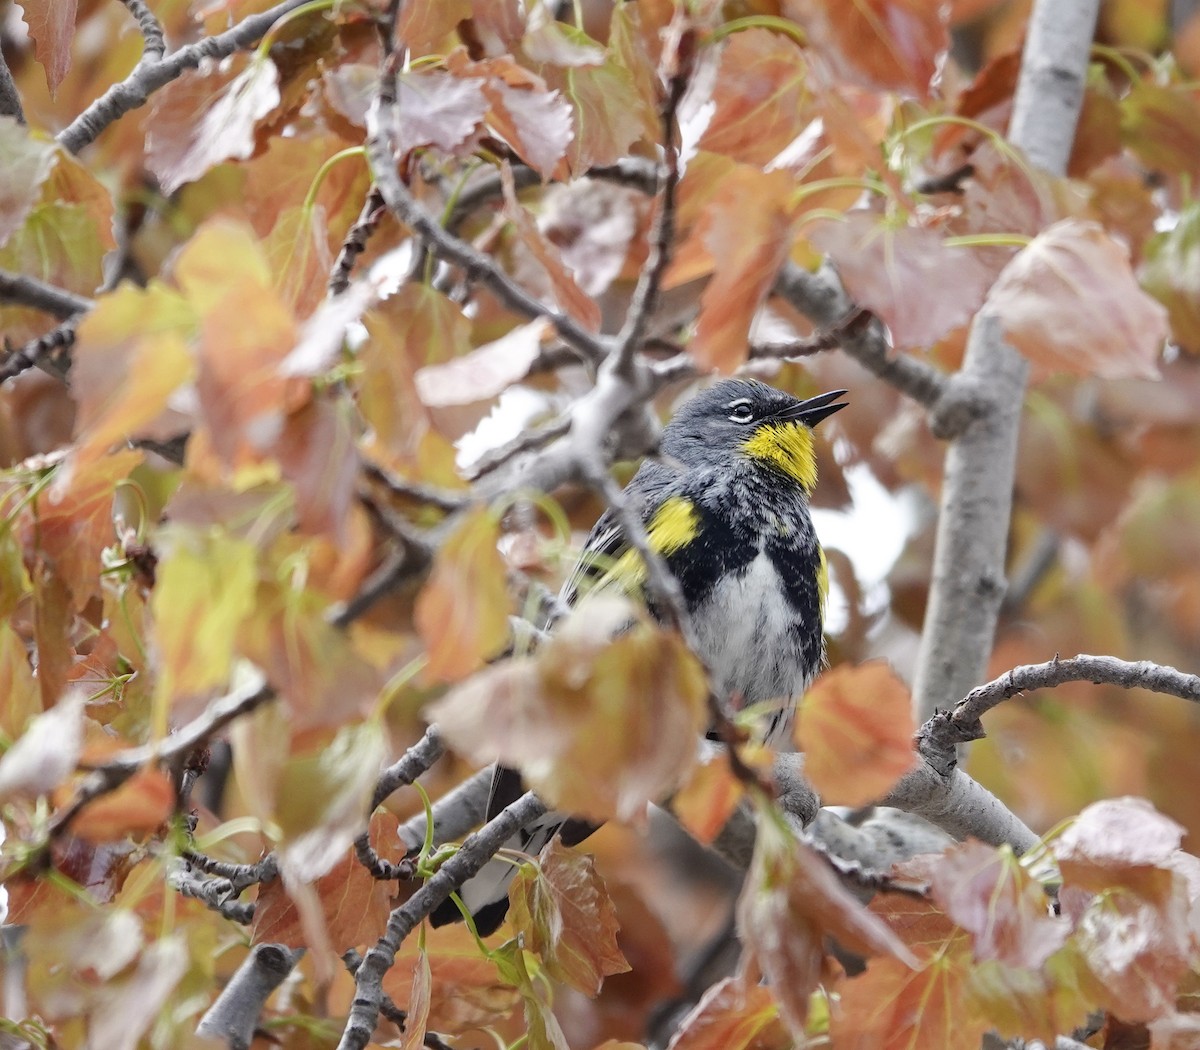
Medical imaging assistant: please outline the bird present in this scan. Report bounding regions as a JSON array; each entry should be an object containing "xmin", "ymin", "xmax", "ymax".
[{"xmin": 430, "ymin": 378, "xmax": 848, "ymax": 935}]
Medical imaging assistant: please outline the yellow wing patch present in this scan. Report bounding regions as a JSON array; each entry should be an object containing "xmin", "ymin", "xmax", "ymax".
[
  {"xmin": 817, "ymin": 545, "xmax": 829, "ymax": 617},
  {"xmin": 741, "ymin": 421, "xmax": 818, "ymax": 492},
  {"xmin": 604, "ymin": 495, "xmax": 699, "ymax": 590}
]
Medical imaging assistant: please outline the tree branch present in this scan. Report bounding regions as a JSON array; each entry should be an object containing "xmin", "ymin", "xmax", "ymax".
[
  {"xmin": 0, "ymin": 43, "xmax": 25, "ymax": 125},
  {"xmin": 0, "ymin": 270, "xmax": 93, "ymax": 318},
  {"xmin": 120, "ymin": 0, "xmax": 166, "ymax": 65},
  {"xmin": 56, "ymin": 0, "xmax": 313, "ymax": 155},
  {"xmin": 328, "ymin": 186, "xmax": 386, "ymax": 297},
  {"xmin": 196, "ymin": 943, "xmax": 305, "ymax": 1050},
  {"xmin": 1, "ymin": 317, "xmax": 78, "ymax": 385},
  {"xmin": 910, "ymin": 0, "xmax": 1099, "ymax": 724},
  {"xmin": 338, "ymin": 792, "xmax": 548, "ymax": 1050}
]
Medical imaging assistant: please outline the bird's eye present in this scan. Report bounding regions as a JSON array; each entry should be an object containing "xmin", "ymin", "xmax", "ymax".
[{"xmin": 727, "ymin": 400, "xmax": 755, "ymax": 424}]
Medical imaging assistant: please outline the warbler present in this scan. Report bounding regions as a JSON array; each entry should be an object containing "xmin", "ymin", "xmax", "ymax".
[{"xmin": 433, "ymin": 378, "xmax": 847, "ymax": 935}]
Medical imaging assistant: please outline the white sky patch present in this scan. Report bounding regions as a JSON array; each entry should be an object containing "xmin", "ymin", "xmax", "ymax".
[
  {"xmin": 812, "ymin": 463, "xmax": 912, "ymax": 633},
  {"xmin": 455, "ymin": 385, "xmax": 554, "ymax": 471}
]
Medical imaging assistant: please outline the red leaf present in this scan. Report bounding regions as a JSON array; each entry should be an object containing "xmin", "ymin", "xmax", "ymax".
[
  {"xmin": 985, "ymin": 219, "xmax": 1167, "ymax": 380},
  {"xmin": 147, "ymin": 55, "xmax": 282, "ymax": 195},
  {"xmin": 926, "ymin": 839, "xmax": 1067, "ymax": 969},
  {"xmin": 19, "ymin": 0, "xmax": 77, "ymax": 95},
  {"xmin": 810, "ymin": 212, "xmax": 997, "ymax": 350}
]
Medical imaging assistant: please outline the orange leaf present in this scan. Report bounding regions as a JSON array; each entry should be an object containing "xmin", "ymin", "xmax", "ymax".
[
  {"xmin": 986, "ymin": 219, "xmax": 1167, "ymax": 381},
  {"xmin": 414, "ymin": 506, "xmax": 510, "ymax": 684},
  {"xmin": 796, "ymin": 661, "xmax": 917, "ymax": 806},
  {"xmin": 70, "ymin": 767, "xmax": 174, "ymax": 843},
  {"xmin": 668, "ymin": 976, "xmax": 789, "ymax": 1050},
  {"xmin": 508, "ymin": 838, "xmax": 630, "ymax": 996},
  {"xmin": 671, "ymin": 747, "xmax": 745, "ymax": 845},
  {"xmin": 690, "ymin": 167, "xmax": 796, "ymax": 373}
]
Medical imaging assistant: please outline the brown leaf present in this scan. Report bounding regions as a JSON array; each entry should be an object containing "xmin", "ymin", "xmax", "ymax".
[
  {"xmin": 868, "ymin": 886, "xmax": 960, "ymax": 956},
  {"xmin": 926, "ymin": 839, "xmax": 1067, "ymax": 969},
  {"xmin": 737, "ymin": 808, "xmax": 916, "ymax": 1039},
  {"xmin": 70, "ymin": 767, "xmax": 174, "ymax": 843},
  {"xmin": 690, "ymin": 166, "xmax": 796, "ymax": 373},
  {"xmin": 430, "ymin": 598, "xmax": 708, "ymax": 823},
  {"xmin": 783, "ymin": 0, "xmax": 948, "ymax": 97},
  {"xmin": 502, "ymin": 165, "xmax": 602, "ymax": 332},
  {"xmin": 254, "ymin": 813, "xmax": 403, "ymax": 949},
  {"xmin": 795, "ymin": 661, "xmax": 917, "ymax": 806},
  {"xmin": 147, "ymin": 55, "xmax": 282, "ymax": 195},
  {"xmin": 666, "ymin": 976, "xmax": 789, "ymax": 1050},
  {"xmin": 698, "ymin": 29, "xmax": 809, "ymax": 166},
  {"xmin": 0, "ymin": 118, "xmax": 56, "ymax": 248},
  {"xmin": 397, "ymin": 0, "xmax": 472, "ymax": 53},
  {"xmin": 986, "ymin": 219, "xmax": 1167, "ymax": 380},
  {"xmin": 508, "ymin": 838, "xmax": 630, "ymax": 996},
  {"xmin": 19, "ymin": 0, "xmax": 77, "ymax": 95},
  {"xmin": 29, "ymin": 447, "xmax": 144, "ymax": 611},
  {"xmin": 399, "ymin": 949, "xmax": 433, "ymax": 1050},
  {"xmin": 414, "ymin": 506, "xmax": 510, "ymax": 684},
  {"xmin": 0, "ymin": 622, "xmax": 40, "ymax": 737},
  {"xmin": 382, "ymin": 921, "xmax": 521, "ymax": 1033},
  {"xmin": 809, "ymin": 212, "xmax": 996, "ymax": 350},
  {"xmin": 273, "ymin": 396, "xmax": 358, "ymax": 540}
]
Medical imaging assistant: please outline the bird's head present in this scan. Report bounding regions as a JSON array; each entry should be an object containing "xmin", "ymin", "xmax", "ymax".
[{"xmin": 661, "ymin": 379, "xmax": 848, "ymax": 493}]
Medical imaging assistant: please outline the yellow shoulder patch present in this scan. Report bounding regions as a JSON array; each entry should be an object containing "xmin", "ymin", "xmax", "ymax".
[
  {"xmin": 742, "ymin": 422, "xmax": 818, "ymax": 492},
  {"xmin": 603, "ymin": 495, "xmax": 699, "ymax": 590},
  {"xmin": 817, "ymin": 545, "xmax": 829, "ymax": 616}
]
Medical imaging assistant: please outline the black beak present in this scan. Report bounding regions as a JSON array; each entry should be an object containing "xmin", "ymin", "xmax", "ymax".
[{"xmin": 773, "ymin": 388, "xmax": 849, "ymax": 428}]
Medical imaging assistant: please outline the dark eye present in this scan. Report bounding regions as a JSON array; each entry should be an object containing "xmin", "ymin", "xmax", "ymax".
[{"xmin": 728, "ymin": 400, "xmax": 754, "ymax": 424}]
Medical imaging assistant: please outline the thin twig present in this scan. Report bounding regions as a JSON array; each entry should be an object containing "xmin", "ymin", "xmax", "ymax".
[
  {"xmin": 363, "ymin": 461, "xmax": 469, "ymax": 512},
  {"xmin": 338, "ymin": 792, "xmax": 549, "ymax": 1050},
  {"xmin": 57, "ymin": 0, "xmax": 313, "ymax": 154},
  {"xmin": 328, "ymin": 186, "xmax": 386, "ymax": 297},
  {"xmin": 462, "ymin": 415, "xmax": 571, "ymax": 484},
  {"xmin": 0, "ymin": 317, "xmax": 79, "ymax": 385},
  {"xmin": 945, "ymin": 654, "xmax": 1200, "ymax": 745},
  {"xmin": 48, "ymin": 674, "xmax": 276, "ymax": 840},
  {"xmin": 610, "ymin": 25, "xmax": 693, "ymax": 378},
  {"xmin": 0, "ymin": 269, "xmax": 94, "ymax": 318},
  {"xmin": 120, "ymin": 0, "xmax": 166, "ymax": 64}
]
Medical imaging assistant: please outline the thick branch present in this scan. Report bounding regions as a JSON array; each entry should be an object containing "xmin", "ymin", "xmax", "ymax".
[
  {"xmin": 0, "ymin": 270, "xmax": 93, "ymax": 318},
  {"xmin": 57, "ymin": 0, "xmax": 312, "ymax": 154},
  {"xmin": 196, "ymin": 944, "xmax": 305, "ymax": 1050},
  {"xmin": 338, "ymin": 792, "xmax": 548, "ymax": 1050},
  {"xmin": 0, "ymin": 44, "xmax": 25, "ymax": 124},
  {"xmin": 910, "ymin": 0, "xmax": 1098, "ymax": 724}
]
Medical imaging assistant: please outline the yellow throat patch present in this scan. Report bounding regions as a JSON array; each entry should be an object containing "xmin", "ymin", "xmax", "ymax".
[{"xmin": 742, "ymin": 421, "xmax": 818, "ymax": 492}]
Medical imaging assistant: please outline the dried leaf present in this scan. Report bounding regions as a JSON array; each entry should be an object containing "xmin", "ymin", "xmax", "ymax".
[
  {"xmin": 737, "ymin": 809, "xmax": 916, "ymax": 1039},
  {"xmin": 666, "ymin": 977, "xmax": 789, "ymax": 1050},
  {"xmin": 926, "ymin": 840, "xmax": 1067, "ymax": 969},
  {"xmin": 796, "ymin": 661, "xmax": 917, "ymax": 806},
  {"xmin": 1055, "ymin": 796, "xmax": 1184, "ymax": 894},
  {"xmin": 0, "ymin": 118, "xmax": 56, "ymax": 249},
  {"xmin": 397, "ymin": 0, "xmax": 472, "ymax": 53},
  {"xmin": 690, "ymin": 166, "xmax": 796, "ymax": 372},
  {"xmin": 399, "ymin": 949, "xmax": 433, "ymax": 1050},
  {"xmin": 147, "ymin": 55, "xmax": 282, "ymax": 195},
  {"xmin": 809, "ymin": 212, "xmax": 996, "ymax": 350},
  {"xmin": 671, "ymin": 747, "xmax": 745, "ymax": 845},
  {"xmin": 985, "ymin": 219, "xmax": 1167, "ymax": 381},
  {"xmin": 19, "ymin": 0, "xmax": 77, "ymax": 95},
  {"xmin": 430, "ymin": 598, "xmax": 708, "ymax": 823},
  {"xmin": 508, "ymin": 838, "xmax": 630, "ymax": 996},
  {"xmin": 414, "ymin": 506, "xmax": 510, "ymax": 684},
  {"xmin": 0, "ymin": 692, "xmax": 83, "ymax": 802}
]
